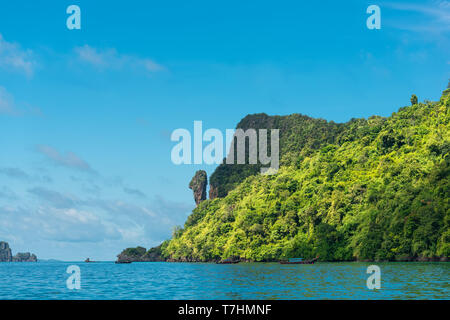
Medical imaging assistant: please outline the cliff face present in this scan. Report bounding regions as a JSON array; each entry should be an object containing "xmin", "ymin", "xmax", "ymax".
[
  {"xmin": 0, "ymin": 242, "xmax": 12, "ymax": 262},
  {"xmin": 209, "ymin": 185, "xmax": 218, "ymax": 200},
  {"xmin": 0, "ymin": 241, "xmax": 37, "ymax": 262},
  {"xmin": 189, "ymin": 170, "xmax": 208, "ymax": 205}
]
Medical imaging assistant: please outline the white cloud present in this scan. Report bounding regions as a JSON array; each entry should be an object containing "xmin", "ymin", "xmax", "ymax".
[
  {"xmin": 37, "ymin": 207, "xmax": 121, "ymax": 242},
  {"xmin": 0, "ymin": 34, "xmax": 36, "ymax": 76},
  {"xmin": 123, "ymin": 186, "xmax": 147, "ymax": 198},
  {"xmin": 36, "ymin": 145, "xmax": 94, "ymax": 172},
  {"xmin": 7, "ymin": 179, "xmax": 192, "ymax": 245},
  {"xmin": 28, "ymin": 187, "xmax": 80, "ymax": 208},
  {"xmin": 74, "ymin": 45, "xmax": 165, "ymax": 73},
  {"xmin": 0, "ymin": 206, "xmax": 121, "ymax": 243},
  {"xmin": 0, "ymin": 186, "xmax": 17, "ymax": 200},
  {"xmin": 0, "ymin": 167, "xmax": 31, "ymax": 180},
  {"xmin": 0, "ymin": 192, "xmax": 192, "ymax": 246},
  {"xmin": 0, "ymin": 171, "xmax": 194, "ymax": 259},
  {"xmin": 75, "ymin": 45, "xmax": 107, "ymax": 66},
  {"xmin": 384, "ymin": 1, "xmax": 450, "ymax": 33},
  {"xmin": 0, "ymin": 86, "xmax": 17, "ymax": 115},
  {"xmin": 0, "ymin": 86, "xmax": 42, "ymax": 117}
]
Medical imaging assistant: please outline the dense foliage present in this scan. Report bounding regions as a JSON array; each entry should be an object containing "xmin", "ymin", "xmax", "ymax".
[
  {"xmin": 117, "ymin": 244, "xmax": 166, "ymax": 262},
  {"xmin": 161, "ymin": 90, "xmax": 449, "ymax": 262},
  {"xmin": 118, "ymin": 246, "xmax": 147, "ymax": 260}
]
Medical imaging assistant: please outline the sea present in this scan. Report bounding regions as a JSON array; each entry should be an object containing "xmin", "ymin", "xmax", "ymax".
[{"xmin": 0, "ymin": 261, "xmax": 448, "ymax": 299}]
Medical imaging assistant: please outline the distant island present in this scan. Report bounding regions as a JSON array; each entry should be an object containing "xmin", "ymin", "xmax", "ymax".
[
  {"xmin": 117, "ymin": 86, "xmax": 450, "ymax": 263},
  {"xmin": 0, "ymin": 241, "xmax": 37, "ymax": 262}
]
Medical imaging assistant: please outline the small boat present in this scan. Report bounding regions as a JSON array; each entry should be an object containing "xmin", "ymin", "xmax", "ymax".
[
  {"xmin": 216, "ymin": 257, "xmax": 240, "ymax": 264},
  {"xmin": 217, "ymin": 260, "xmax": 240, "ymax": 264},
  {"xmin": 85, "ymin": 258, "xmax": 95, "ymax": 263},
  {"xmin": 279, "ymin": 257, "xmax": 319, "ymax": 264}
]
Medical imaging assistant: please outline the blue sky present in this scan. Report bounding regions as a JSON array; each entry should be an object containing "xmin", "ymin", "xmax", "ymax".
[{"xmin": 0, "ymin": 0, "xmax": 449, "ymax": 260}]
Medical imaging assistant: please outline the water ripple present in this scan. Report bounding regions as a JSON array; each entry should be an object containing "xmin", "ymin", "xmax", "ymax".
[{"xmin": 0, "ymin": 261, "xmax": 448, "ymax": 299}]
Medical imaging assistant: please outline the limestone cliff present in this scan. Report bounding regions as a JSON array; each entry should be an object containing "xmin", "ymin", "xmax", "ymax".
[
  {"xmin": 209, "ymin": 185, "xmax": 218, "ymax": 200},
  {"xmin": 0, "ymin": 241, "xmax": 12, "ymax": 262},
  {"xmin": 0, "ymin": 241, "xmax": 37, "ymax": 262},
  {"xmin": 189, "ymin": 170, "xmax": 208, "ymax": 205}
]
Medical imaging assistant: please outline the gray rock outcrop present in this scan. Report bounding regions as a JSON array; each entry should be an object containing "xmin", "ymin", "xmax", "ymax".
[
  {"xmin": 189, "ymin": 170, "xmax": 208, "ymax": 206},
  {"xmin": 0, "ymin": 241, "xmax": 12, "ymax": 262},
  {"xmin": 12, "ymin": 252, "xmax": 38, "ymax": 262},
  {"xmin": 0, "ymin": 241, "xmax": 37, "ymax": 262}
]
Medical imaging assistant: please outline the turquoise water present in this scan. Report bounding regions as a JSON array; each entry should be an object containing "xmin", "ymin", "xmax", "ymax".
[{"xmin": 0, "ymin": 261, "xmax": 448, "ymax": 299}]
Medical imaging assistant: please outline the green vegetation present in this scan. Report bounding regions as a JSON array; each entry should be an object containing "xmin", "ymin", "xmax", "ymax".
[
  {"xmin": 210, "ymin": 113, "xmax": 345, "ymax": 198},
  {"xmin": 142, "ymin": 244, "xmax": 165, "ymax": 261},
  {"xmin": 189, "ymin": 170, "xmax": 207, "ymax": 191},
  {"xmin": 411, "ymin": 94, "xmax": 418, "ymax": 105},
  {"xmin": 117, "ymin": 244, "xmax": 168, "ymax": 262},
  {"xmin": 123, "ymin": 246, "xmax": 146, "ymax": 257},
  {"xmin": 160, "ymin": 90, "xmax": 449, "ymax": 262}
]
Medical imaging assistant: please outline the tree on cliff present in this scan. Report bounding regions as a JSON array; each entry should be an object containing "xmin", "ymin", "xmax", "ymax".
[
  {"xmin": 189, "ymin": 170, "xmax": 208, "ymax": 205},
  {"xmin": 411, "ymin": 94, "xmax": 418, "ymax": 105}
]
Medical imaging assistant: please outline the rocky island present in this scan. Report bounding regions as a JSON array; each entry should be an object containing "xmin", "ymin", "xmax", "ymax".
[
  {"xmin": 116, "ymin": 245, "xmax": 164, "ymax": 263},
  {"xmin": 117, "ymin": 87, "xmax": 450, "ymax": 263},
  {"xmin": 0, "ymin": 241, "xmax": 37, "ymax": 262}
]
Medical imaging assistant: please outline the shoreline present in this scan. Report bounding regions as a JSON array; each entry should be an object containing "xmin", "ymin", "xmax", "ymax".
[
  {"xmin": 2, "ymin": 259, "xmax": 448, "ymax": 264},
  {"xmin": 115, "ymin": 257, "xmax": 449, "ymax": 264}
]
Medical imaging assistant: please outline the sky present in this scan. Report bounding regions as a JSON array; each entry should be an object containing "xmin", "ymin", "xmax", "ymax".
[{"xmin": 0, "ymin": 0, "xmax": 449, "ymax": 261}]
